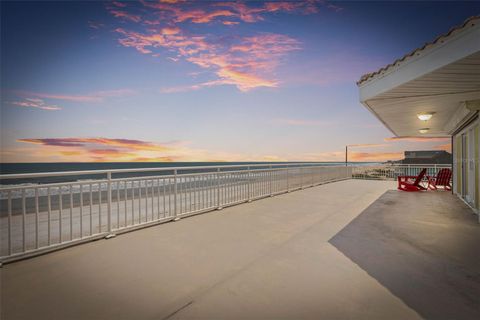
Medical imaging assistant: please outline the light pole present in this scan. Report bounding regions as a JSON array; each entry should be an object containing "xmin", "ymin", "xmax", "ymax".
[{"xmin": 345, "ymin": 145, "xmax": 348, "ymax": 167}]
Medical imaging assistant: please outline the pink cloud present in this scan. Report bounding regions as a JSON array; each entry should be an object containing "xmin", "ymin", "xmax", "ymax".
[
  {"xmin": 116, "ymin": 23, "xmax": 299, "ymax": 91},
  {"xmin": 138, "ymin": 0, "xmax": 331, "ymax": 26},
  {"xmin": 109, "ymin": 9, "xmax": 141, "ymax": 22},
  {"xmin": 161, "ymin": 27, "xmax": 181, "ymax": 35},
  {"xmin": 175, "ymin": 9, "xmax": 236, "ymax": 24},
  {"xmin": 222, "ymin": 21, "xmax": 239, "ymax": 26},
  {"xmin": 115, "ymin": 27, "xmax": 209, "ymax": 56},
  {"xmin": 186, "ymin": 34, "xmax": 300, "ymax": 91},
  {"xmin": 18, "ymin": 137, "xmax": 171, "ymax": 152},
  {"xmin": 264, "ymin": 2, "xmax": 300, "ymax": 12},
  {"xmin": 107, "ymin": 0, "xmax": 343, "ymax": 92},
  {"xmin": 13, "ymin": 136, "xmax": 255, "ymax": 162},
  {"xmin": 140, "ymin": 1, "xmax": 245, "ymax": 25},
  {"xmin": 213, "ymin": 2, "xmax": 265, "ymax": 23},
  {"xmin": 215, "ymin": 1, "xmax": 327, "ymax": 21},
  {"xmin": 112, "ymin": 1, "xmax": 127, "ymax": 8}
]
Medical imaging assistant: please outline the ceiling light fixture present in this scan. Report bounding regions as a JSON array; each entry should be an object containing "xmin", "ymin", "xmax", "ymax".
[
  {"xmin": 417, "ymin": 112, "xmax": 434, "ymax": 121},
  {"xmin": 419, "ymin": 128, "xmax": 430, "ymax": 134}
]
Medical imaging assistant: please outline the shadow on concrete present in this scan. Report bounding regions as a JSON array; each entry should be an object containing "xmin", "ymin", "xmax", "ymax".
[{"xmin": 330, "ymin": 190, "xmax": 480, "ymax": 320}]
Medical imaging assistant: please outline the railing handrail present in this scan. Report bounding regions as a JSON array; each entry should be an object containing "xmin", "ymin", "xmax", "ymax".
[
  {"xmin": 361, "ymin": 163, "xmax": 451, "ymax": 166},
  {"xmin": 0, "ymin": 162, "xmax": 348, "ymax": 180},
  {"xmin": 0, "ymin": 162, "xmax": 452, "ymax": 181}
]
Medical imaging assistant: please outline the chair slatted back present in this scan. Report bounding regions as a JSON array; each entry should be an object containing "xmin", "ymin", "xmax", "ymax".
[
  {"xmin": 413, "ymin": 168, "xmax": 427, "ymax": 186},
  {"xmin": 435, "ymin": 168, "xmax": 452, "ymax": 186}
]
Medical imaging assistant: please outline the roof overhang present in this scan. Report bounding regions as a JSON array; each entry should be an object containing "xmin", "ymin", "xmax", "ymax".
[{"xmin": 358, "ymin": 17, "xmax": 480, "ymax": 137}]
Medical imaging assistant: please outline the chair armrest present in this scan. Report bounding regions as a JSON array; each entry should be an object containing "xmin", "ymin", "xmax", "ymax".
[{"xmin": 398, "ymin": 175, "xmax": 419, "ymax": 180}]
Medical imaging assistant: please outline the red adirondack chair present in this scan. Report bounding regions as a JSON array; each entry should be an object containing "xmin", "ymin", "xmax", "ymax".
[
  {"xmin": 397, "ymin": 168, "xmax": 427, "ymax": 191},
  {"xmin": 427, "ymin": 168, "xmax": 452, "ymax": 190}
]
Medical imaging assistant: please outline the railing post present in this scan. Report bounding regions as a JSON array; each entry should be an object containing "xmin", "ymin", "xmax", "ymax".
[
  {"xmin": 174, "ymin": 169, "xmax": 179, "ymax": 220},
  {"xmin": 105, "ymin": 171, "xmax": 115, "ymax": 238},
  {"xmin": 286, "ymin": 166, "xmax": 290, "ymax": 192},
  {"xmin": 311, "ymin": 165, "xmax": 314, "ymax": 186},
  {"xmin": 300, "ymin": 166, "xmax": 303, "ymax": 189},
  {"xmin": 247, "ymin": 166, "xmax": 251, "ymax": 202},
  {"xmin": 217, "ymin": 167, "xmax": 223, "ymax": 210},
  {"xmin": 269, "ymin": 165, "xmax": 273, "ymax": 196}
]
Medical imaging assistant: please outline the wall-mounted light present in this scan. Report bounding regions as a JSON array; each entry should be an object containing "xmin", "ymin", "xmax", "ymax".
[
  {"xmin": 419, "ymin": 128, "xmax": 430, "ymax": 134},
  {"xmin": 417, "ymin": 112, "xmax": 434, "ymax": 121}
]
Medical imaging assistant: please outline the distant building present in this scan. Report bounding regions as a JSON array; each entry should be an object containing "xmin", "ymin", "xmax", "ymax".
[{"xmin": 401, "ymin": 150, "xmax": 452, "ymax": 164}]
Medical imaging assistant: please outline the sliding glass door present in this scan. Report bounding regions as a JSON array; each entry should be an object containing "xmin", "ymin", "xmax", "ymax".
[{"xmin": 456, "ymin": 118, "xmax": 479, "ymax": 211}]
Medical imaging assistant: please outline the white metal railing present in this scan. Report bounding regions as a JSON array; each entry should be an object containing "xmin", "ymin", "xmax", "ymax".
[
  {"xmin": 352, "ymin": 163, "xmax": 452, "ymax": 180},
  {"xmin": 0, "ymin": 163, "xmax": 352, "ymax": 262},
  {"xmin": 0, "ymin": 162, "xmax": 452, "ymax": 263}
]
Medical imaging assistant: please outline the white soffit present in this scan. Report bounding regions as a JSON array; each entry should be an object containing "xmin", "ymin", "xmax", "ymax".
[{"xmin": 358, "ymin": 16, "xmax": 480, "ymax": 137}]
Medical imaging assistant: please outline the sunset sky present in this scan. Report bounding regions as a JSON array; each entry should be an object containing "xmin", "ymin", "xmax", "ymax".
[{"xmin": 1, "ymin": 1, "xmax": 478, "ymax": 163}]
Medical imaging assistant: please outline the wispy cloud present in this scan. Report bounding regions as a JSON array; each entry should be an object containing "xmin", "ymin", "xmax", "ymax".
[
  {"xmin": 349, "ymin": 152, "xmax": 404, "ymax": 162},
  {"xmin": 159, "ymin": 80, "xmax": 222, "ymax": 93},
  {"xmin": 112, "ymin": 1, "xmax": 127, "ymax": 8},
  {"xmin": 10, "ymin": 98, "xmax": 61, "ymax": 111},
  {"xmin": 298, "ymin": 151, "xmax": 345, "ymax": 162},
  {"xmin": 108, "ymin": 1, "xmax": 339, "ymax": 92},
  {"xmin": 433, "ymin": 143, "xmax": 452, "ymax": 152},
  {"xmin": 13, "ymin": 136, "xmax": 291, "ymax": 162},
  {"xmin": 271, "ymin": 118, "xmax": 333, "ymax": 126},
  {"xmin": 88, "ymin": 20, "xmax": 105, "ymax": 29},
  {"xmin": 140, "ymin": 0, "xmax": 326, "ymax": 25},
  {"xmin": 16, "ymin": 137, "xmax": 174, "ymax": 162},
  {"xmin": 14, "ymin": 89, "xmax": 136, "ymax": 103},
  {"xmin": 18, "ymin": 137, "xmax": 170, "ymax": 151},
  {"xmin": 384, "ymin": 137, "xmax": 451, "ymax": 142},
  {"xmin": 106, "ymin": 1, "xmax": 141, "ymax": 22},
  {"xmin": 115, "ymin": 23, "xmax": 300, "ymax": 91},
  {"xmin": 11, "ymin": 136, "xmax": 406, "ymax": 163},
  {"xmin": 212, "ymin": 1, "xmax": 324, "ymax": 23},
  {"xmin": 297, "ymin": 150, "xmax": 401, "ymax": 162},
  {"xmin": 108, "ymin": 9, "xmax": 142, "ymax": 22},
  {"xmin": 348, "ymin": 143, "xmax": 388, "ymax": 148}
]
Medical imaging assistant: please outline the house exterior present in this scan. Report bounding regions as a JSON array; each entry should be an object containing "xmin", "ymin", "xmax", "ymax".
[
  {"xmin": 402, "ymin": 150, "xmax": 452, "ymax": 164},
  {"xmin": 357, "ymin": 16, "xmax": 480, "ymax": 217}
]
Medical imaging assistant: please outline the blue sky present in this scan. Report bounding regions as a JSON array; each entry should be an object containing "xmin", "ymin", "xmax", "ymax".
[{"xmin": 1, "ymin": 1, "xmax": 478, "ymax": 162}]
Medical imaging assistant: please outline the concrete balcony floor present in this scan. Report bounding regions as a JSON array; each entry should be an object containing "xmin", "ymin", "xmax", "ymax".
[{"xmin": 1, "ymin": 180, "xmax": 479, "ymax": 320}]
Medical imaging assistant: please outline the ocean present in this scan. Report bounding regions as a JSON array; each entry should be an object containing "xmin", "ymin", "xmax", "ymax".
[
  {"xmin": 0, "ymin": 162, "xmax": 378, "ymax": 214},
  {"xmin": 0, "ymin": 162, "xmax": 377, "ymax": 185}
]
